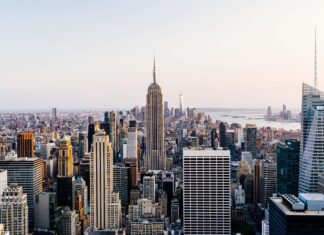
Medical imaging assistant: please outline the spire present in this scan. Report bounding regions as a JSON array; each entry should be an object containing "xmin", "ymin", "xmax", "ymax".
[
  {"xmin": 315, "ymin": 28, "xmax": 318, "ymax": 89},
  {"xmin": 153, "ymin": 57, "xmax": 156, "ymax": 84}
]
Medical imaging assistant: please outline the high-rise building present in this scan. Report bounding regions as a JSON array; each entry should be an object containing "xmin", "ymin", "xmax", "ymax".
[
  {"xmin": 277, "ymin": 140, "xmax": 300, "ymax": 195},
  {"xmin": 0, "ymin": 170, "xmax": 7, "ymax": 200},
  {"xmin": 127, "ymin": 120, "xmax": 137, "ymax": 159},
  {"xmin": 0, "ymin": 156, "xmax": 44, "ymax": 229},
  {"xmin": 109, "ymin": 111, "xmax": 118, "ymax": 159},
  {"xmin": 144, "ymin": 59, "xmax": 165, "ymax": 170},
  {"xmin": 61, "ymin": 207, "xmax": 76, "ymax": 235},
  {"xmin": 57, "ymin": 176, "xmax": 75, "ymax": 210},
  {"xmin": 254, "ymin": 160, "xmax": 261, "ymax": 209},
  {"xmin": 269, "ymin": 194, "xmax": 324, "ymax": 235},
  {"xmin": 52, "ymin": 108, "xmax": 57, "ymax": 120},
  {"xmin": 113, "ymin": 164, "xmax": 130, "ymax": 212},
  {"xmin": 57, "ymin": 136, "xmax": 75, "ymax": 210},
  {"xmin": 143, "ymin": 176, "xmax": 155, "ymax": 202},
  {"xmin": 35, "ymin": 192, "xmax": 61, "ymax": 232},
  {"xmin": 245, "ymin": 124, "xmax": 257, "ymax": 159},
  {"xmin": 211, "ymin": 128, "xmax": 217, "ymax": 148},
  {"xmin": 17, "ymin": 133, "xmax": 34, "ymax": 158},
  {"xmin": 299, "ymin": 83, "xmax": 324, "ymax": 193},
  {"xmin": 90, "ymin": 131, "xmax": 121, "ymax": 230},
  {"xmin": 58, "ymin": 136, "xmax": 73, "ymax": 177},
  {"xmin": 75, "ymin": 176, "xmax": 88, "ymax": 215},
  {"xmin": 171, "ymin": 198, "xmax": 179, "ymax": 224},
  {"xmin": 183, "ymin": 148, "xmax": 231, "ymax": 235},
  {"xmin": 130, "ymin": 220, "xmax": 164, "ymax": 235},
  {"xmin": 219, "ymin": 122, "xmax": 227, "ymax": 148},
  {"xmin": 0, "ymin": 184, "xmax": 28, "ymax": 235},
  {"xmin": 87, "ymin": 123, "xmax": 95, "ymax": 152},
  {"xmin": 40, "ymin": 143, "xmax": 51, "ymax": 159},
  {"xmin": 179, "ymin": 94, "xmax": 184, "ymax": 115},
  {"xmin": 259, "ymin": 160, "xmax": 277, "ymax": 206}
]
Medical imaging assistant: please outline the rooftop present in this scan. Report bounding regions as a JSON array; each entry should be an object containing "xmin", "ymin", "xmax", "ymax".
[{"xmin": 271, "ymin": 197, "xmax": 324, "ymax": 216}]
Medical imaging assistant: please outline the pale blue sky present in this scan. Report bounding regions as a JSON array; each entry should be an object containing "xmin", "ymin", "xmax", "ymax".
[{"xmin": 0, "ymin": 0, "xmax": 323, "ymax": 110}]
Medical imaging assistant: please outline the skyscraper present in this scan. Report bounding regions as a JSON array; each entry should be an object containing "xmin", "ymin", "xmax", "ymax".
[
  {"xmin": 219, "ymin": 122, "xmax": 227, "ymax": 148},
  {"xmin": 17, "ymin": 133, "xmax": 34, "ymax": 158},
  {"xmin": 179, "ymin": 94, "xmax": 184, "ymax": 116},
  {"xmin": 0, "ymin": 184, "xmax": 28, "ymax": 235},
  {"xmin": 245, "ymin": 124, "xmax": 257, "ymax": 159},
  {"xmin": 126, "ymin": 120, "xmax": 137, "ymax": 159},
  {"xmin": 58, "ymin": 136, "xmax": 73, "ymax": 177},
  {"xmin": 143, "ymin": 175, "xmax": 156, "ymax": 202},
  {"xmin": 90, "ymin": 131, "xmax": 121, "ymax": 230},
  {"xmin": 299, "ymin": 83, "xmax": 324, "ymax": 192},
  {"xmin": 183, "ymin": 148, "xmax": 231, "ymax": 235},
  {"xmin": 0, "ymin": 156, "xmax": 44, "ymax": 229},
  {"xmin": 144, "ymin": 59, "xmax": 165, "ymax": 170},
  {"xmin": 57, "ymin": 136, "xmax": 75, "ymax": 210},
  {"xmin": 277, "ymin": 139, "xmax": 300, "ymax": 195}
]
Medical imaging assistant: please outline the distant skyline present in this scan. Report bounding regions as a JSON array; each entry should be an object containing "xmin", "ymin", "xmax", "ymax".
[{"xmin": 1, "ymin": 1, "xmax": 324, "ymax": 109}]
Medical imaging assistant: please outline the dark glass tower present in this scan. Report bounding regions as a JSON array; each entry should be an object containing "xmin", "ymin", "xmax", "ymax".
[{"xmin": 277, "ymin": 139, "xmax": 300, "ymax": 195}]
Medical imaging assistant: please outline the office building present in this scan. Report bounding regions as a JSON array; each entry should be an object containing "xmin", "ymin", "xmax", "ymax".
[
  {"xmin": 269, "ymin": 194, "xmax": 324, "ymax": 235},
  {"xmin": 277, "ymin": 140, "xmax": 300, "ymax": 195},
  {"xmin": 35, "ymin": 192, "xmax": 61, "ymax": 232},
  {"xmin": 57, "ymin": 136, "xmax": 75, "ymax": 209},
  {"xmin": 219, "ymin": 122, "xmax": 227, "ymax": 148},
  {"xmin": 259, "ymin": 160, "xmax": 277, "ymax": 206},
  {"xmin": 144, "ymin": 59, "xmax": 165, "ymax": 170},
  {"xmin": 40, "ymin": 143, "xmax": 51, "ymax": 159},
  {"xmin": 179, "ymin": 94, "xmax": 184, "ymax": 116},
  {"xmin": 143, "ymin": 176, "xmax": 155, "ymax": 202},
  {"xmin": 62, "ymin": 207, "xmax": 76, "ymax": 235},
  {"xmin": 88, "ymin": 123, "xmax": 95, "ymax": 152},
  {"xmin": 52, "ymin": 108, "xmax": 57, "ymax": 120},
  {"xmin": 0, "ymin": 184, "xmax": 28, "ymax": 235},
  {"xmin": 75, "ymin": 176, "xmax": 88, "ymax": 215},
  {"xmin": 113, "ymin": 164, "xmax": 130, "ymax": 212},
  {"xmin": 171, "ymin": 199, "xmax": 179, "ymax": 224},
  {"xmin": 58, "ymin": 136, "xmax": 73, "ymax": 177},
  {"xmin": 299, "ymin": 83, "xmax": 324, "ymax": 192},
  {"xmin": 17, "ymin": 133, "xmax": 34, "ymax": 158},
  {"xmin": 0, "ymin": 156, "xmax": 44, "ymax": 229},
  {"xmin": 90, "ymin": 131, "xmax": 121, "ymax": 230},
  {"xmin": 0, "ymin": 170, "xmax": 7, "ymax": 200},
  {"xmin": 127, "ymin": 120, "xmax": 137, "ymax": 159},
  {"xmin": 245, "ymin": 124, "xmax": 257, "ymax": 159},
  {"xmin": 130, "ymin": 220, "xmax": 164, "ymax": 235},
  {"xmin": 183, "ymin": 148, "xmax": 231, "ymax": 235}
]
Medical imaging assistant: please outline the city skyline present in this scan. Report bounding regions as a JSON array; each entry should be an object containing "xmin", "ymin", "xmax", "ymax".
[{"xmin": 1, "ymin": 1, "xmax": 324, "ymax": 109}]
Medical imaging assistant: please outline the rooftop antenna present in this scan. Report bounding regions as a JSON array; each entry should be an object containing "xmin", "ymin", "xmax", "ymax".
[
  {"xmin": 315, "ymin": 28, "xmax": 318, "ymax": 89},
  {"xmin": 153, "ymin": 56, "xmax": 156, "ymax": 84}
]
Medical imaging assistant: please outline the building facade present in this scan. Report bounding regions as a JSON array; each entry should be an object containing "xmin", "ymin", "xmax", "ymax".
[{"xmin": 183, "ymin": 148, "xmax": 231, "ymax": 235}]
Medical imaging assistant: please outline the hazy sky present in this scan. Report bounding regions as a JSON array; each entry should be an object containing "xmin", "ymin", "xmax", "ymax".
[{"xmin": 0, "ymin": 1, "xmax": 323, "ymax": 110}]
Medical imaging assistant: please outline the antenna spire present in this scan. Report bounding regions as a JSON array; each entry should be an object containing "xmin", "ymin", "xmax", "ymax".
[
  {"xmin": 315, "ymin": 28, "xmax": 318, "ymax": 89},
  {"xmin": 153, "ymin": 57, "xmax": 156, "ymax": 84}
]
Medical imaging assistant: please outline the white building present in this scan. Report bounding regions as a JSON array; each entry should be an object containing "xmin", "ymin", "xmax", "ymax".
[
  {"xmin": 90, "ymin": 131, "xmax": 121, "ymax": 230},
  {"xmin": 0, "ymin": 170, "xmax": 7, "ymax": 199},
  {"xmin": 183, "ymin": 148, "xmax": 231, "ymax": 235},
  {"xmin": 261, "ymin": 220, "xmax": 269, "ymax": 235},
  {"xmin": 62, "ymin": 207, "xmax": 76, "ymax": 235},
  {"xmin": 126, "ymin": 120, "xmax": 137, "ymax": 160},
  {"xmin": 143, "ymin": 176, "xmax": 155, "ymax": 202},
  {"xmin": 0, "ymin": 184, "xmax": 28, "ymax": 235}
]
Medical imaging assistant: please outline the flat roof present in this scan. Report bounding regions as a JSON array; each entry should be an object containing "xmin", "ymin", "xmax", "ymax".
[
  {"xmin": 271, "ymin": 197, "xmax": 324, "ymax": 216},
  {"xmin": 183, "ymin": 148, "xmax": 230, "ymax": 157},
  {"xmin": 299, "ymin": 193, "xmax": 324, "ymax": 201}
]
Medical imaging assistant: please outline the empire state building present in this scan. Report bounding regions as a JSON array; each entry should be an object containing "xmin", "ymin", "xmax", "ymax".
[{"xmin": 145, "ymin": 59, "xmax": 165, "ymax": 170}]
